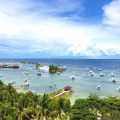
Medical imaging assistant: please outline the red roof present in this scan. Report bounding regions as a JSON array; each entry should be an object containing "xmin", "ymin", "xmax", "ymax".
[{"xmin": 64, "ymin": 86, "xmax": 72, "ymax": 91}]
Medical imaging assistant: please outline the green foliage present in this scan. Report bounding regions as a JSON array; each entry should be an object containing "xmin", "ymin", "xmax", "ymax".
[
  {"xmin": 49, "ymin": 65, "xmax": 65, "ymax": 74},
  {"xmin": 70, "ymin": 109, "xmax": 96, "ymax": 120},
  {"xmin": 71, "ymin": 94, "xmax": 120, "ymax": 120},
  {"xmin": 58, "ymin": 98, "xmax": 71, "ymax": 113},
  {"xmin": 49, "ymin": 89, "xmax": 63, "ymax": 97},
  {"xmin": 49, "ymin": 65, "xmax": 59, "ymax": 73},
  {"xmin": 35, "ymin": 63, "xmax": 41, "ymax": 69},
  {"xmin": 0, "ymin": 80, "xmax": 120, "ymax": 120}
]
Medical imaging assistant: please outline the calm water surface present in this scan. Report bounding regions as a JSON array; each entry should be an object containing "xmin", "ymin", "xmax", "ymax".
[{"xmin": 0, "ymin": 59, "xmax": 120, "ymax": 102}]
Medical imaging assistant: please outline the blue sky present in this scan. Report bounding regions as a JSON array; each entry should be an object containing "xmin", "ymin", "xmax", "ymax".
[{"xmin": 0, "ymin": 0, "xmax": 120, "ymax": 58}]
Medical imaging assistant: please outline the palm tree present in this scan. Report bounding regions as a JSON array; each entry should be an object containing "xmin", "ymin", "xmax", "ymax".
[
  {"xmin": 18, "ymin": 94, "xmax": 27, "ymax": 120},
  {"xmin": 35, "ymin": 105, "xmax": 42, "ymax": 120},
  {"xmin": 40, "ymin": 94, "xmax": 50, "ymax": 120},
  {"xmin": 0, "ymin": 80, "xmax": 4, "ymax": 86},
  {"xmin": 7, "ymin": 83, "xmax": 16, "ymax": 106},
  {"xmin": 0, "ymin": 104, "xmax": 19, "ymax": 120}
]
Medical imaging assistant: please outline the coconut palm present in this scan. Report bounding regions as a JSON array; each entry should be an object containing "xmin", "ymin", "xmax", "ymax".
[
  {"xmin": 0, "ymin": 103, "xmax": 19, "ymax": 120},
  {"xmin": 7, "ymin": 83, "xmax": 16, "ymax": 106},
  {"xmin": 40, "ymin": 94, "xmax": 50, "ymax": 120}
]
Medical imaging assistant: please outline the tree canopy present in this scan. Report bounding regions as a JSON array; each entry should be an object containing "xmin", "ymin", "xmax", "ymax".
[{"xmin": 0, "ymin": 80, "xmax": 120, "ymax": 120}]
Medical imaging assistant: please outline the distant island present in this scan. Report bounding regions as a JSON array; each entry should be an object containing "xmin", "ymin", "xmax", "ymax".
[
  {"xmin": 49, "ymin": 65, "xmax": 65, "ymax": 74},
  {"xmin": 35, "ymin": 63, "xmax": 66, "ymax": 74}
]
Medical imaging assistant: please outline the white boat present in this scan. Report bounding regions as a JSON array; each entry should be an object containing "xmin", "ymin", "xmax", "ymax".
[
  {"xmin": 100, "ymin": 73, "xmax": 105, "ymax": 77},
  {"xmin": 25, "ymin": 72, "xmax": 29, "ymax": 75},
  {"xmin": 90, "ymin": 73, "xmax": 94, "ymax": 77},
  {"xmin": 57, "ymin": 72, "xmax": 60, "ymax": 75},
  {"xmin": 112, "ymin": 77, "xmax": 116, "ymax": 83},
  {"xmin": 88, "ymin": 71, "xmax": 93, "ymax": 74},
  {"xmin": 110, "ymin": 72, "xmax": 115, "ymax": 77},
  {"xmin": 23, "ymin": 80, "xmax": 29, "ymax": 86},
  {"xmin": 11, "ymin": 81, "xmax": 16, "ymax": 84},
  {"xmin": 88, "ymin": 71, "xmax": 95, "ymax": 77},
  {"xmin": 71, "ymin": 75, "xmax": 77, "ymax": 80},
  {"xmin": 97, "ymin": 68, "xmax": 102, "ymax": 71},
  {"xmin": 96, "ymin": 86, "xmax": 101, "ymax": 90},
  {"xmin": 24, "ymin": 70, "xmax": 29, "ymax": 75}
]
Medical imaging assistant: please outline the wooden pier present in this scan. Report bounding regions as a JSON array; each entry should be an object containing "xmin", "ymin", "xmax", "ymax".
[{"xmin": 0, "ymin": 64, "xmax": 19, "ymax": 68}]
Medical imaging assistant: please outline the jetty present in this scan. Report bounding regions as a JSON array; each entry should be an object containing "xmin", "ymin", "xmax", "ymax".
[
  {"xmin": 0, "ymin": 64, "xmax": 19, "ymax": 69},
  {"xmin": 10, "ymin": 80, "xmax": 29, "ymax": 90},
  {"xmin": 54, "ymin": 86, "xmax": 72, "ymax": 97}
]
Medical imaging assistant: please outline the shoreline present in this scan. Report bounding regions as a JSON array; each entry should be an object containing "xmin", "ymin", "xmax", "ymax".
[{"xmin": 14, "ymin": 84, "xmax": 120, "ymax": 104}]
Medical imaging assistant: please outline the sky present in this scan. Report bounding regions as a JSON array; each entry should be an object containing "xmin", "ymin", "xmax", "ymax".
[{"xmin": 0, "ymin": 0, "xmax": 120, "ymax": 58}]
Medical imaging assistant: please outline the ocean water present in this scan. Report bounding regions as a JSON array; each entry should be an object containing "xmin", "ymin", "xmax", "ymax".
[{"xmin": 0, "ymin": 59, "xmax": 120, "ymax": 102}]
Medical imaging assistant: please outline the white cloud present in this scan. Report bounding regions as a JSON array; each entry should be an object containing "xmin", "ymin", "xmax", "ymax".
[
  {"xmin": 103, "ymin": 0, "xmax": 120, "ymax": 27},
  {"xmin": 0, "ymin": 0, "xmax": 120, "ymax": 58}
]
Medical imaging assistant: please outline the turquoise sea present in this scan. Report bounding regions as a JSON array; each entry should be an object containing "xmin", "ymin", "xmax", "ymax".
[{"xmin": 0, "ymin": 59, "xmax": 120, "ymax": 102}]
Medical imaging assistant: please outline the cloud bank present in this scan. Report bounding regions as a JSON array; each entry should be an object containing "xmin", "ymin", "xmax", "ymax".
[{"xmin": 0, "ymin": 0, "xmax": 120, "ymax": 58}]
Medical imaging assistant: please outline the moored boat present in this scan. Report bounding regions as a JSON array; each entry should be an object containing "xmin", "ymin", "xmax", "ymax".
[
  {"xmin": 96, "ymin": 86, "xmax": 101, "ymax": 90},
  {"xmin": 110, "ymin": 72, "xmax": 115, "ymax": 77},
  {"xmin": 112, "ymin": 77, "xmax": 116, "ymax": 83},
  {"xmin": 100, "ymin": 73, "xmax": 105, "ymax": 77},
  {"xmin": 70, "ymin": 75, "xmax": 77, "ymax": 80},
  {"xmin": 37, "ymin": 73, "xmax": 41, "ymax": 76},
  {"xmin": 88, "ymin": 71, "xmax": 95, "ymax": 77}
]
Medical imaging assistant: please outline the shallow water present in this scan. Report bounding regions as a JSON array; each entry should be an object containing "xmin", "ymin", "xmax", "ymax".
[{"xmin": 0, "ymin": 59, "xmax": 120, "ymax": 102}]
